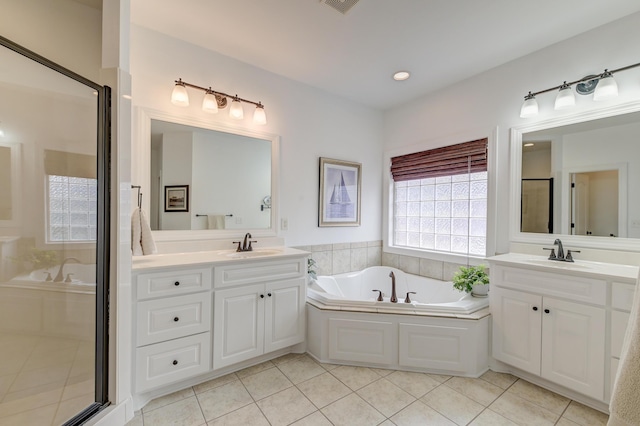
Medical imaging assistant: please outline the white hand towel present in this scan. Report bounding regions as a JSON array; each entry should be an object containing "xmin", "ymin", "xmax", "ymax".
[
  {"xmin": 131, "ymin": 208, "xmax": 157, "ymax": 256},
  {"xmin": 609, "ymin": 266, "xmax": 640, "ymax": 426},
  {"xmin": 207, "ymin": 215, "xmax": 226, "ymax": 229}
]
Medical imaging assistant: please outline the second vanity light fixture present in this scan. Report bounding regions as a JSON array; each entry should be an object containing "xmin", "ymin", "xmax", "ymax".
[
  {"xmin": 520, "ymin": 61, "xmax": 640, "ymax": 118},
  {"xmin": 171, "ymin": 78, "xmax": 267, "ymax": 125}
]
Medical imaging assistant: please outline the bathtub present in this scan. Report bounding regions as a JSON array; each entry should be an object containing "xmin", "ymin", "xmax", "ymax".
[
  {"xmin": 306, "ymin": 266, "xmax": 491, "ymax": 377},
  {"xmin": 307, "ymin": 266, "xmax": 488, "ymax": 315},
  {"xmin": 3, "ymin": 263, "xmax": 96, "ymax": 294}
]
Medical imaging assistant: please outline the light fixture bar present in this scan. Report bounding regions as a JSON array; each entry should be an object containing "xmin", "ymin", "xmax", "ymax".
[{"xmin": 174, "ymin": 78, "xmax": 264, "ymax": 108}]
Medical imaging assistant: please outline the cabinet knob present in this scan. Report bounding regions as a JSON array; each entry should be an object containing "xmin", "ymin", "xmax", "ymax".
[
  {"xmin": 260, "ymin": 294, "xmax": 264, "ymax": 298},
  {"xmin": 172, "ymin": 360, "xmax": 178, "ymax": 366},
  {"xmin": 532, "ymin": 306, "xmax": 538, "ymax": 311},
  {"xmin": 174, "ymin": 281, "xmax": 180, "ymax": 286},
  {"xmin": 267, "ymin": 293, "xmax": 272, "ymax": 297},
  {"xmin": 544, "ymin": 309, "xmax": 550, "ymax": 314},
  {"xmin": 174, "ymin": 317, "xmax": 179, "ymax": 322}
]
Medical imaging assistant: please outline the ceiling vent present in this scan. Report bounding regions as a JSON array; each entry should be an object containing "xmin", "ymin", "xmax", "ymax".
[{"xmin": 322, "ymin": 0, "xmax": 360, "ymax": 15}]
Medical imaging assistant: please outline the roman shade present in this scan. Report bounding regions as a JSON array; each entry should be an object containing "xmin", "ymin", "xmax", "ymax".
[{"xmin": 390, "ymin": 138, "xmax": 487, "ymax": 181}]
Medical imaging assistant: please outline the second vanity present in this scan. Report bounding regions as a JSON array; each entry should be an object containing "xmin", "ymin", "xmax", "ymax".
[
  {"xmin": 131, "ymin": 246, "xmax": 309, "ymax": 410},
  {"xmin": 489, "ymin": 252, "xmax": 638, "ymax": 412}
]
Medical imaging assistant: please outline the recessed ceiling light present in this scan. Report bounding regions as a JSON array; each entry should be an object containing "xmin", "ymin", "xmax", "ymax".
[
  {"xmin": 393, "ymin": 71, "xmax": 410, "ymax": 81},
  {"xmin": 524, "ymin": 143, "xmax": 534, "ymax": 147}
]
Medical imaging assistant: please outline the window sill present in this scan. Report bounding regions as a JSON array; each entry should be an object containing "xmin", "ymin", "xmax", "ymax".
[{"xmin": 384, "ymin": 244, "xmax": 488, "ymax": 266}]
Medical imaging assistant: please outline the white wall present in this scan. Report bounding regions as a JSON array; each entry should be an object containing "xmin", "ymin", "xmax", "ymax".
[
  {"xmin": 130, "ymin": 26, "xmax": 384, "ymax": 246},
  {"xmin": 159, "ymin": 132, "xmax": 193, "ymax": 230},
  {"xmin": 383, "ymin": 12, "xmax": 640, "ymax": 254}
]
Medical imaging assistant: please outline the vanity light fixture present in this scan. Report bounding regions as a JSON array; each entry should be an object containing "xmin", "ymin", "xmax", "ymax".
[
  {"xmin": 519, "ymin": 61, "xmax": 640, "ymax": 118},
  {"xmin": 170, "ymin": 78, "xmax": 267, "ymax": 125}
]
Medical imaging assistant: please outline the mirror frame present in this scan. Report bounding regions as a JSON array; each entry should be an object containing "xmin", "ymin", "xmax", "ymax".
[
  {"xmin": 135, "ymin": 107, "xmax": 280, "ymax": 241},
  {"xmin": 510, "ymin": 100, "xmax": 640, "ymax": 252}
]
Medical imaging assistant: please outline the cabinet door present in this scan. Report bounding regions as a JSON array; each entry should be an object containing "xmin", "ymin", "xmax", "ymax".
[
  {"xmin": 491, "ymin": 287, "xmax": 542, "ymax": 375},
  {"xmin": 541, "ymin": 297, "xmax": 605, "ymax": 400},
  {"xmin": 264, "ymin": 278, "xmax": 306, "ymax": 353},
  {"xmin": 213, "ymin": 283, "xmax": 264, "ymax": 369}
]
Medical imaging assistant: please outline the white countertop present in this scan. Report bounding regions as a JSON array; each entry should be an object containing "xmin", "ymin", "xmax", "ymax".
[
  {"xmin": 132, "ymin": 246, "xmax": 310, "ymax": 271},
  {"xmin": 489, "ymin": 253, "xmax": 639, "ymax": 281}
]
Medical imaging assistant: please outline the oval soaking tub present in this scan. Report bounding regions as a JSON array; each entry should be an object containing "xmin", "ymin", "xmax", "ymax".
[{"xmin": 307, "ymin": 266, "xmax": 488, "ymax": 315}]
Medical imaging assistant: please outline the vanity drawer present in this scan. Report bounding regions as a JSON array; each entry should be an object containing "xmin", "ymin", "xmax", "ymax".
[
  {"xmin": 612, "ymin": 282, "xmax": 635, "ymax": 312},
  {"xmin": 214, "ymin": 258, "xmax": 305, "ymax": 288},
  {"xmin": 135, "ymin": 332, "xmax": 211, "ymax": 393},
  {"xmin": 136, "ymin": 292, "xmax": 212, "ymax": 347},
  {"xmin": 136, "ymin": 267, "xmax": 212, "ymax": 300},
  {"xmin": 493, "ymin": 266, "xmax": 606, "ymax": 306}
]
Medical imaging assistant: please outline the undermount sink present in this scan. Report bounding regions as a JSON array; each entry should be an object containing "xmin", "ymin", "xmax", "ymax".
[
  {"xmin": 224, "ymin": 249, "xmax": 284, "ymax": 259},
  {"xmin": 521, "ymin": 259, "xmax": 590, "ymax": 269}
]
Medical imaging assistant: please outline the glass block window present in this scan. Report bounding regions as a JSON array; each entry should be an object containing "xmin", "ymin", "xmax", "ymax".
[
  {"xmin": 393, "ymin": 171, "xmax": 487, "ymax": 256},
  {"xmin": 47, "ymin": 175, "xmax": 97, "ymax": 242}
]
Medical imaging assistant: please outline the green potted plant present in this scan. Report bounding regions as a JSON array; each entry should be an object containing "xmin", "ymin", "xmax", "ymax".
[
  {"xmin": 452, "ymin": 264, "xmax": 490, "ymax": 297},
  {"xmin": 307, "ymin": 257, "xmax": 318, "ymax": 283}
]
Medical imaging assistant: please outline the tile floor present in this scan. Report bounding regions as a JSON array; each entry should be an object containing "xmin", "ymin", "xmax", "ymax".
[
  {"xmin": 0, "ymin": 332, "xmax": 95, "ymax": 426},
  {"xmin": 127, "ymin": 353, "xmax": 609, "ymax": 426}
]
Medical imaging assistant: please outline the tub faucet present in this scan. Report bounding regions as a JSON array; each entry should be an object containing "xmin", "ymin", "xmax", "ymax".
[
  {"xmin": 53, "ymin": 257, "xmax": 80, "ymax": 282},
  {"xmin": 389, "ymin": 271, "xmax": 398, "ymax": 303}
]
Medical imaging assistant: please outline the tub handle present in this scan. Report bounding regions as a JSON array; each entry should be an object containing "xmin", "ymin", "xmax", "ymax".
[
  {"xmin": 372, "ymin": 289, "xmax": 383, "ymax": 302},
  {"xmin": 405, "ymin": 292, "xmax": 416, "ymax": 303}
]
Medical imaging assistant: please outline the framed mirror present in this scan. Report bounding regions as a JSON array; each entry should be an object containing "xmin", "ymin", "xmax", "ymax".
[
  {"xmin": 136, "ymin": 108, "xmax": 279, "ymax": 241},
  {"xmin": 510, "ymin": 101, "xmax": 640, "ymax": 251}
]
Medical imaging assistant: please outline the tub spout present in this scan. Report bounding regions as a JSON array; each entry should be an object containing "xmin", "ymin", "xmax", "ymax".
[
  {"xmin": 389, "ymin": 271, "xmax": 398, "ymax": 303},
  {"xmin": 53, "ymin": 257, "xmax": 80, "ymax": 282}
]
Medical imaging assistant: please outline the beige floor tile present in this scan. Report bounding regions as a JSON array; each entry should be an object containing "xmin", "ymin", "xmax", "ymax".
[
  {"xmin": 2, "ymin": 380, "xmax": 63, "ymax": 403},
  {"xmin": 556, "ymin": 417, "xmax": 580, "ymax": 426},
  {"xmin": 277, "ymin": 355, "xmax": 326, "ymax": 384},
  {"xmin": 390, "ymin": 400, "xmax": 456, "ymax": 426},
  {"xmin": 385, "ymin": 370, "xmax": 440, "ymax": 398},
  {"xmin": 0, "ymin": 386, "xmax": 62, "ymax": 419},
  {"xmin": 0, "ymin": 375, "xmax": 16, "ymax": 401},
  {"xmin": 142, "ymin": 387, "xmax": 195, "ymax": 413},
  {"xmin": 125, "ymin": 413, "xmax": 144, "ymax": 426},
  {"xmin": 426, "ymin": 373, "xmax": 452, "ymax": 383},
  {"xmin": 370, "ymin": 367, "xmax": 393, "ymax": 377},
  {"xmin": 0, "ymin": 403, "xmax": 57, "ymax": 426},
  {"xmin": 240, "ymin": 367, "xmax": 292, "ymax": 401},
  {"xmin": 290, "ymin": 411, "xmax": 333, "ymax": 426},
  {"xmin": 197, "ymin": 380, "xmax": 253, "ymax": 421},
  {"xmin": 53, "ymin": 392, "xmax": 95, "ymax": 425},
  {"xmin": 489, "ymin": 392, "xmax": 559, "ymax": 425},
  {"xmin": 21, "ymin": 346, "xmax": 77, "ymax": 372},
  {"xmin": 421, "ymin": 384, "xmax": 484, "ymax": 425},
  {"xmin": 378, "ymin": 421, "xmax": 396, "ymax": 426},
  {"xmin": 562, "ymin": 401, "xmax": 609, "ymax": 426},
  {"xmin": 271, "ymin": 353, "xmax": 305, "ymax": 366},
  {"xmin": 356, "ymin": 378, "xmax": 415, "ymax": 417},
  {"xmin": 330, "ymin": 365, "xmax": 381, "ymax": 391},
  {"xmin": 207, "ymin": 403, "xmax": 270, "ymax": 426},
  {"xmin": 316, "ymin": 361, "xmax": 340, "ymax": 371},
  {"xmin": 445, "ymin": 376, "xmax": 504, "ymax": 406},
  {"xmin": 480, "ymin": 370, "xmax": 518, "ymax": 390},
  {"xmin": 8, "ymin": 362, "xmax": 72, "ymax": 393},
  {"xmin": 321, "ymin": 393, "xmax": 386, "ymax": 426},
  {"xmin": 469, "ymin": 409, "xmax": 517, "ymax": 425},
  {"xmin": 297, "ymin": 372, "xmax": 351, "ymax": 409},
  {"xmin": 235, "ymin": 361, "xmax": 275, "ymax": 379},
  {"xmin": 194, "ymin": 373, "xmax": 238, "ymax": 394},
  {"xmin": 506, "ymin": 379, "xmax": 570, "ymax": 415},
  {"xmin": 256, "ymin": 387, "xmax": 317, "ymax": 426},
  {"xmin": 143, "ymin": 396, "xmax": 205, "ymax": 426},
  {"xmin": 61, "ymin": 378, "xmax": 94, "ymax": 402}
]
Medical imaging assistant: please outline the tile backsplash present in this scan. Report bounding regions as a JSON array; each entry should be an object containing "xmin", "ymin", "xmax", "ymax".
[{"xmin": 294, "ymin": 241, "xmax": 468, "ymax": 281}]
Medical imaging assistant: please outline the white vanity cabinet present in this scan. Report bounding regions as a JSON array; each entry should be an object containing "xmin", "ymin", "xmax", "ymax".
[
  {"xmin": 489, "ymin": 254, "xmax": 638, "ymax": 406},
  {"xmin": 212, "ymin": 258, "xmax": 306, "ymax": 369}
]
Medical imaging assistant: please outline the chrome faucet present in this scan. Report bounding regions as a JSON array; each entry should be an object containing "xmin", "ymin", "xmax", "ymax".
[
  {"xmin": 53, "ymin": 257, "xmax": 80, "ymax": 282},
  {"xmin": 553, "ymin": 238, "xmax": 565, "ymax": 260},
  {"xmin": 233, "ymin": 233, "xmax": 256, "ymax": 252},
  {"xmin": 389, "ymin": 271, "xmax": 398, "ymax": 303}
]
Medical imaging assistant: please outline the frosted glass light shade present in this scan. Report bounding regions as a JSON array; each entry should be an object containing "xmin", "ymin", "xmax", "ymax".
[
  {"xmin": 229, "ymin": 98, "xmax": 244, "ymax": 119},
  {"xmin": 520, "ymin": 95, "xmax": 538, "ymax": 118},
  {"xmin": 253, "ymin": 105, "xmax": 267, "ymax": 125},
  {"xmin": 593, "ymin": 73, "xmax": 618, "ymax": 101},
  {"xmin": 202, "ymin": 92, "xmax": 219, "ymax": 113},
  {"xmin": 554, "ymin": 84, "xmax": 575, "ymax": 110},
  {"xmin": 171, "ymin": 83, "xmax": 189, "ymax": 107}
]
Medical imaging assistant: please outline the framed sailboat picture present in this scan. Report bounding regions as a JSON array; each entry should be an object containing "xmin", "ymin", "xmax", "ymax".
[{"xmin": 319, "ymin": 157, "xmax": 361, "ymax": 227}]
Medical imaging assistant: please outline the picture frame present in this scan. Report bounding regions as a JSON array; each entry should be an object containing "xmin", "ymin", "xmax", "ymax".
[
  {"xmin": 164, "ymin": 185, "xmax": 189, "ymax": 212},
  {"xmin": 319, "ymin": 157, "xmax": 361, "ymax": 227}
]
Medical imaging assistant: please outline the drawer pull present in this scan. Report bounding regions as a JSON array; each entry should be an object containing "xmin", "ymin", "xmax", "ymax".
[
  {"xmin": 544, "ymin": 309, "xmax": 550, "ymax": 314},
  {"xmin": 532, "ymin": 306, "xmax": 538, "ymax": 311},
  {"xmin": 174, "ymin": 281, "xmax": 180, "ymax": 286},
  {"xmin": 174, "ymin": 317, "xmax": 179, "ymax": 322},
  {"xmin": 260, "ymin": 294, "xmax": 265, "ymax": 299},
  {"xmin": 268, "ymin": 293, "xmax": 272, "ymax": 297},
  {"xmin": 172, "ymin": 360, "xmax": 178, "ymax": 366}
]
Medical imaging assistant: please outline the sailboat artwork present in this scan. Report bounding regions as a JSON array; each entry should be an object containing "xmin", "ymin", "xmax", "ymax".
[{"xmin": 319, "ymin": 157, "xmax": 361, "ymax": 227}]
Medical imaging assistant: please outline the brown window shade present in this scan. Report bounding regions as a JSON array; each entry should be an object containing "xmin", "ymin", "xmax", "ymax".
[
  {"xmin": 390, "ymin": 138, "xmax": 487, "ymax": 181},
  {"xmin": 44, "ymin": 149, "xmax": 97, "ymax": 179}
]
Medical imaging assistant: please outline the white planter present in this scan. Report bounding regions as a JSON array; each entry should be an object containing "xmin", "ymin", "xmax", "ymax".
[{"xmin": 471, "ymin": 284, "xmax": 489, "ymax": 297}]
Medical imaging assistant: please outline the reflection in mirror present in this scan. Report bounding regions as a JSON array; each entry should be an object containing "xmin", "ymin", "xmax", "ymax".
[
  {"xmin": 150, "ymin": 119, "xmax": 272, "ymax": 231},
  {"xmin": 516, "ymin": 110, "xmax": 639, "ymax": 240}
]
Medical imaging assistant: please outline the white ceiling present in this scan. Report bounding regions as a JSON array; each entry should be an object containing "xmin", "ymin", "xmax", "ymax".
[{"xmin": 131, "ymin": 0, "xmax": 640, "ymax": 110}]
